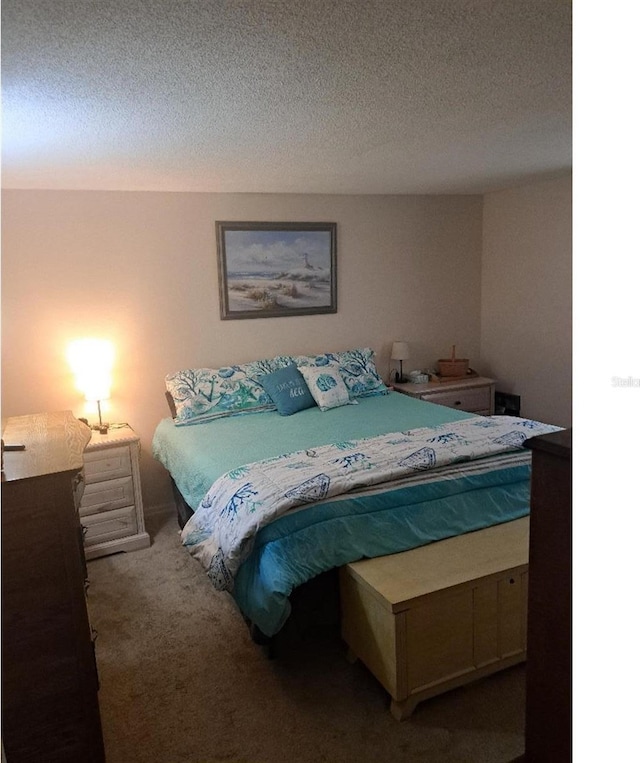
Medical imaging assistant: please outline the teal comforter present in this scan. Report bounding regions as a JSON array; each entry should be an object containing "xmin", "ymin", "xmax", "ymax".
[{"xmin": 152, "ymin": 393, "xmax": 547, "ymax": 636}]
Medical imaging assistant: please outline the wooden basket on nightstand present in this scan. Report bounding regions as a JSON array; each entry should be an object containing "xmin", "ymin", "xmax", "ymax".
[{"xmin": 437, "ymin": 345, "xmax": 469, "ymax": 378}]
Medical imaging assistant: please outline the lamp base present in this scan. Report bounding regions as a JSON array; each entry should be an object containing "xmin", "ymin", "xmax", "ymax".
[{"xmin": 93, "ymin": 400, "xmax": 109, "ymax": 434}]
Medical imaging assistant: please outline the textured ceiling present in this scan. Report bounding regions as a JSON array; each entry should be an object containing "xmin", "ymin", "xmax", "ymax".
[{"xmin": 1, "ymin": 0, "xmax": 572, "ymax": 194}]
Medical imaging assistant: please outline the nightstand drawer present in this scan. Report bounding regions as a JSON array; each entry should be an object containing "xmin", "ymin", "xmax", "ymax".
[
  {"xmin": 422, "ymin": 385, "xmax": 491, "ymax": 412},
  {"xmin": 82, "ymin": 506, "xmax": 137, "ymax": 546},
  {"xmin": 84, "ymin": 445, "xmax": 132, "ymax": 483},
  {"xmin": 79, "ymin": 476, "xmax": 134, "ymax": 516}
]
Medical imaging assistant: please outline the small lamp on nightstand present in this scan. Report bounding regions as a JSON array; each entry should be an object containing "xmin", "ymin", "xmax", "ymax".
[
  {"xmin": 391, "ymin": 341, "xmax": 410, "ymax": 383},
  {"xmin": 67, "ymin": 338, "xmax": 115, "ymax": 434}
]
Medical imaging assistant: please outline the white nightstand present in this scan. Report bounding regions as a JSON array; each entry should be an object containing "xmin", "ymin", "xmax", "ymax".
[
  {"xmin": 393, "ymin": 376, "xmax": 496, "ymax": 415},
  {"xmin": 80, "ymin": 424, "xmax": 151, "ymax": 559}
]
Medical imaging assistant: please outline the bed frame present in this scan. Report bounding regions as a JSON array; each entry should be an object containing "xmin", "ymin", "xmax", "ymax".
[{"xmin": 171, "ymin": 477, "xmax": 194, "ymax": 531}]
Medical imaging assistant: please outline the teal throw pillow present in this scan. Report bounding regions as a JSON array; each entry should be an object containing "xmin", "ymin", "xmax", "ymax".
[{"xmin": 258, "ymin": 364, "xmax": 316, "ymax": 416}]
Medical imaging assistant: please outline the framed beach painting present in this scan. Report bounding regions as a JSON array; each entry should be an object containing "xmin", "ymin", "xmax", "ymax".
[{"xmin": 216, "ymin": 221, "xmax": 337, "ymax": 320}]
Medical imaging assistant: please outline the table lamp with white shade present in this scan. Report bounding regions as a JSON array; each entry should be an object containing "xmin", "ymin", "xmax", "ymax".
[
  {"xmin": 391, "ymin": 341, "xmax": 410, "ymax": 383},
  {"xmin": 67, "ymin": 338, "xmax": 115, "ymax": 434}
]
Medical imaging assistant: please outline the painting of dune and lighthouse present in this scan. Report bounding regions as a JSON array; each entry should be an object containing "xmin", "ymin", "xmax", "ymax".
[{"xmin": 216, "ymin": 222, "xmax": 337, "ymax": 319}]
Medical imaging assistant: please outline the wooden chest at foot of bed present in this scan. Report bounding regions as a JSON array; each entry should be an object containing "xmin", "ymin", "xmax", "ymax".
[{"xmin": 339, "ymin": 517, "xmax": 529, "ymax": 720}]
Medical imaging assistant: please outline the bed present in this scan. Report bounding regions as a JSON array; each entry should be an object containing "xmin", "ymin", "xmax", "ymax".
[{"xmin": 152, "ymin": 348, "xmax": 560, "ymax": 646}]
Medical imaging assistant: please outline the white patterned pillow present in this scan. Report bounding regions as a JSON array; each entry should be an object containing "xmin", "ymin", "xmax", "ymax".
[
  {"xmin": 297, "ymin": 364, "xmax": 358, "ymax": 412},
  {"xmin": 293, "ymin": 347, "xmax": 387, "ymax": 398}
]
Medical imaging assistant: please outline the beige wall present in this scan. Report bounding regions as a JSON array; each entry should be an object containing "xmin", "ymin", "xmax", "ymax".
[
  {"xmin": 479, "ymin": 174, "xmax": 572, "ymax": 426},
  {"xmin": 1, "ymin": 190, "xmax": 483, "ymax": 510}
]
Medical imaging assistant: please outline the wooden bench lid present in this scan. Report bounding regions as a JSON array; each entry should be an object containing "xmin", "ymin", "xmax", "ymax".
[{"xmin": 344, "ymin": 517, "xmax": 529, "ymax": 612}]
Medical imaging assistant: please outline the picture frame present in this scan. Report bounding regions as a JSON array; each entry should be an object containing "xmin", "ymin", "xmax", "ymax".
[{"xmin": 216, "ymin": 221, "xmax": 337, "ymax": 320}]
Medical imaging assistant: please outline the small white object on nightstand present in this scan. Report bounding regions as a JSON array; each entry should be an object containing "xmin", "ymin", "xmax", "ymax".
[{"xmin": 80, "ymin": 424, "xmax": 150, "ymax": 559}]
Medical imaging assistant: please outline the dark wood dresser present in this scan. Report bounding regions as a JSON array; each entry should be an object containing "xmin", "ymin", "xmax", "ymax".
[
  {"xmin": 520, "ymin": 428, "xmax": 572, "ymax": 762},
  {"xmin": 2, "ymin": 411, "xmax": 105, "ymax": 762}
]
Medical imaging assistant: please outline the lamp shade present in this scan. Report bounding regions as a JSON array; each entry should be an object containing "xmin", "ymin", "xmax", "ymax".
[
  {"xmin": 67, "ymin": 338, "xmax": 115, "ymax": 402},
  {"xmin": 390, "ymin": 341, "xmax": 410, "ymax": 361}
]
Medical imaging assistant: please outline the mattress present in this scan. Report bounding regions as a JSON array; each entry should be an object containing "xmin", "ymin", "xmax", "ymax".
[{"xmin": 152, "ymin": 391, "xmax": 475, "ymax": 511}]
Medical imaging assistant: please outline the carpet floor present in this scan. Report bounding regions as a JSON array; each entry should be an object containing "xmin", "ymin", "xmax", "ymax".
[{"xmin": 87, "ymin": 511, "xmax": 525, "ymax": 763}]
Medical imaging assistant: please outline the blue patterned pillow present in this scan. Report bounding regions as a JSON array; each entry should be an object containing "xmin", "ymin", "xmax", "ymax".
[
  {"xmin": 297, "ymin": 364, "xmax": 357, "ymax": 411},
  {"xmin": 243, "ymin": 355, "xmax": 294, "ymax": 377},
  {"xmin": 294, "ymin": 347, "xmax": 388, "ymax": 398},
  {"xmin": 293, "ymin": 352, "xmax": 338, "ymax": 370},
  {"xmin": 257, "ymin": 364, "xmax": 316, "ymax": 416},
  {"xmin": 166, "ymin": 361, "xmax": 283, "ymax": 426}
]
